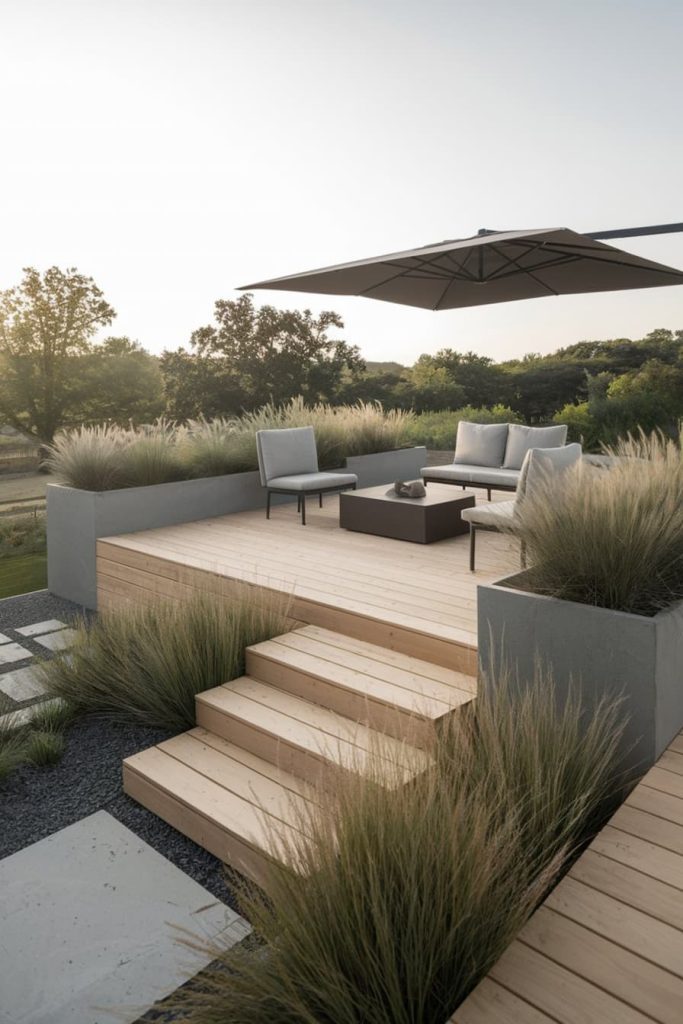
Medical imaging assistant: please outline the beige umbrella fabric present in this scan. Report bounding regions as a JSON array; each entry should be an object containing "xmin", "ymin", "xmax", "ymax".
[{"xmin": 240, "ymin": 227, "xmax": 683, "ymax": 310}]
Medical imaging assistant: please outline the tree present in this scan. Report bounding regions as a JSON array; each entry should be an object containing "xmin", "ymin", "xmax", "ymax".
[
  {"xmin": 75, "ymin": 337, "xmax": 165, "ymax": 425},
  {"xmin": 162, "ymin": 293, "xmax": 364, "ymax": 418},
  {"xmin": 0, "ymin": 266, "xmax": 116, "ymax": 441}
]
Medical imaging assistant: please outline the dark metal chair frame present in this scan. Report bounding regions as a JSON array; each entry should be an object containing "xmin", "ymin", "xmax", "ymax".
[
  {"xmin": 468, "ymin": 520, "xmax": 527, "ymax": 572},
  {"xmin": 266, "ymin": 482, "xmax": 357, "ymax": 526},
  {"xmin": 422, "ymin": 475, "xmax": 517, "ymax": 503}
]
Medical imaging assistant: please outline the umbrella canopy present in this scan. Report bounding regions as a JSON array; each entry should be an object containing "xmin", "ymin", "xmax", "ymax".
[{"xmin": 240, "ymin": 227, "xmax": 683, "ymax": 310}]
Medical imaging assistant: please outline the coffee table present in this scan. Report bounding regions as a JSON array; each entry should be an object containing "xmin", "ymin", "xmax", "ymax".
[{"xmin": 339, "ymin": 483, "xmax": 476, "ymax": 544}]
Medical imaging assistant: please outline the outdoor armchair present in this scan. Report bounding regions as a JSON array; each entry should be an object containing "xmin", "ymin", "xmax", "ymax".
[
  {"xmin": 461, "ymin": 442, "xmax": 582, "ymax": 570},
  {"xmin": 255, "ymin": 426, "xmax": 357, "ymax": 525}
]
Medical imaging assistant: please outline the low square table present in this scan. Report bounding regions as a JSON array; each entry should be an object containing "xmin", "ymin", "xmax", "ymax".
[{"xmin": 339, "ymin": 483, "xmax": 476, "ymax": 544}]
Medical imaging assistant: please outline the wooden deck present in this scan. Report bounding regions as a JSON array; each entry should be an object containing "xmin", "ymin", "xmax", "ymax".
[
  {"xmin": 97, "ymin": 492, "xmax": 519, "ymax": 672},
  {"xmin": 451, "ymin": 730, "xmax": 683, "ymax": 1024}
]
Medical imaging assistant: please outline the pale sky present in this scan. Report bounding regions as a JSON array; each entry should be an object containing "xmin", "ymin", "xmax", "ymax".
[{"xmin": 1, "ymin": 0, "xmax": 682, "ymax": 364}]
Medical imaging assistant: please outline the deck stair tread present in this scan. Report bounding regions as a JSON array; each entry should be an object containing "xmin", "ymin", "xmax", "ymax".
[
  {"xmin": 123, "ymin": 735, "xmax": 313, "ymax": 870},
  {"xmin": 196, "ymin": 676, "xmax": 431, "ymax": 784},
  {"xmin": 249, "ymin": 627, "xmax": 476, "ymax": 713}
]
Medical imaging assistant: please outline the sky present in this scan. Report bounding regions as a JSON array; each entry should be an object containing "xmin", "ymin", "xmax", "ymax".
[{"xmin": 1, "ymin": 0, "xmax": 682, "ymax": 365}]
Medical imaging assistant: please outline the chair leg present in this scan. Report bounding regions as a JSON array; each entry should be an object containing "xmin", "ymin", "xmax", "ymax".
[
  {"xmin": 301, "ymin": 494, "xmax": 307, "ymax": 526},
  {"xmin": 297, "ymin": 494, "xmax": 301, "ymax": 513},
  {"xmin": 319, "ymin": 492, "xmax": 323, "ymax": 508},
  {"xmin": 487, "ymin": 487, "xmax": 492, "ymax": 502},
  {"xmin": 520, "ymin": 539, "xmax": 527, "ymax": 569},
  {"xmin": 266, "ymin": 491, "xmax": 272, "ymax": 520},
  {"xmin": 469, "ymin": 526, "xmax": 476, "ymax": 572}
]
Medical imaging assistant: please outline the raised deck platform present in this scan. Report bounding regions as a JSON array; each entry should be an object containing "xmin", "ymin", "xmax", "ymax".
[{"xmin": 96, "ymin": 494, "xmax": 518, "ymax": 673}]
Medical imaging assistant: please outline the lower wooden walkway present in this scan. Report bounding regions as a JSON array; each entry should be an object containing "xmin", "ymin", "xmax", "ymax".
[{"xmin": 451, "ymin": 731, "xmax": 683, "ymax": 1024}]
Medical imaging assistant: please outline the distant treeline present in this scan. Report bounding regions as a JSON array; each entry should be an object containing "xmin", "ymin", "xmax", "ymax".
[{"xmin": 1, "ymin": 266, "xmax": 681, "ymax": 449}]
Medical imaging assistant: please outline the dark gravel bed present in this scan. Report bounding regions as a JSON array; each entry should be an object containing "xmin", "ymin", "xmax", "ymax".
[
  {"xmin": 0, "ymin": 713, "xmax": 244, "ymax": 914},
  {"xmin": 0, "ymin": 588, "xmax": 92, "ymax": 632}
]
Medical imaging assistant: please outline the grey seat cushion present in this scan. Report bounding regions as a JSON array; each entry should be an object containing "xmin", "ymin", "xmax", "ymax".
[
  {"xmin": 256, "ymin": 427, "xmax": 318, "ymax": 486},
  {"xmin": 267, "ymin": 472, "xmax": 358, "ymax": 492},
  {"xmin": 461, "ymin": 500, "xmax": 516, "ymax": 527},
  {"xmin": 503, "ymin": 423, "xmax": 568, "ymax": 470},
  {"xmin": 422, "ymin": 464, "xmax": 519, "ymax": 487},
  {"xmin": 453, "ymin": 422, "xmax": 509, "ymax": 468}
]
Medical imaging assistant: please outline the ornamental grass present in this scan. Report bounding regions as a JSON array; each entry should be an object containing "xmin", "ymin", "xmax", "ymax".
[
  {"xmin": 165, "ymin": 666, "xmax": 625, "ymax": 1024},
  {"xmin": 515, "ymin": 427, "xmax": 683, "ymax": 615}
]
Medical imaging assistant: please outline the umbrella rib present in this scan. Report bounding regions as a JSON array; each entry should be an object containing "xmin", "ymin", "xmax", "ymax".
[
  {"xmin": 486, "ymin": 243, "xmax": 560, "ymax": 296},
  {"xmin": 538, "ymin": 244, "xmax": 683, "ymax": 278},
  {"xmin": 356, "ymin": 253, "xmax": 471, "ymax": 297}
]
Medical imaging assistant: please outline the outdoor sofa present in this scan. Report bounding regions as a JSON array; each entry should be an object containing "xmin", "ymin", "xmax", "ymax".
[{"xmin": 421, "ymin": 421, "xmax": 568, "ymax": 500}]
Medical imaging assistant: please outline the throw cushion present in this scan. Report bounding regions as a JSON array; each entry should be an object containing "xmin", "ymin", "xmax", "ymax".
[
  {"xmin": 503, "ymin": 423, "xmax": 568, "ymax": 470},
  {"xmin": 517, "ymin": 442, "xmax": 582, "ymax": 503},
  {"xmin": 453, "ymin": 422, "xmax": 508, "ymax": 468}
]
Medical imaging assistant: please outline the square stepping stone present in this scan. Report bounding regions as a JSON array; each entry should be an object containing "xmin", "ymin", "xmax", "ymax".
[
  {"xmin": 0, "ymin": 666, "xmax": 46, "ymax": 702},
  {"xmin": 0, "ymin": 642, "xmax": 32, "ymax": 665},
  {"xmin": 0, "ymin": 811, "xmax": 250, "ymax": 1024},
  {"xmin": 33, "ymin": 628, "xmax": 78, "ymax": 653},
  {"xmin": 15, "ymin": 619, "xmax": 67, "ymax": 637},
  {"xmin": 0, "ymin": 632, "xmax": 11, "ymax": 644}
]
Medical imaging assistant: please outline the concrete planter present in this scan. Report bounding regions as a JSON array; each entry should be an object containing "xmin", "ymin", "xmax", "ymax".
[
  {"xmin": 478, "ymin": 571, "xmax": 683, "ymax": 773},
  {"xmin": 47, "ymin": 447, "xmax": 427, "ymax": 609}
]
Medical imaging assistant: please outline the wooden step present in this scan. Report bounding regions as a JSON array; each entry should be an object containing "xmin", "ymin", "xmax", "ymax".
[
  {"xmin": 123, "ymin": 727, "xmax": 318, "ymax": 892},
  {"xmin": 246, "ymin": 626, "xmax": 475, "ymax": 746},
  {"xmin": 195, "ymin": 676, "xmax": 431, "ymax": 788}
]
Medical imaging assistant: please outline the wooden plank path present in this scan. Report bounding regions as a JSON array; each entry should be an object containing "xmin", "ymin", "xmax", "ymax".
[{"xmin": 450, "ymin": 731, "xmax": 683, "ymax": 1024}]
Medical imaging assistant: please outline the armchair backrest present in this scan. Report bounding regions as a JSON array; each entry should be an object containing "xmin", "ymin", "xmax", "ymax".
[
  {"xmin": 516, "ymin": 442, "xmax": 582, "ymax": 507},
  {"xmin": 256, "ymin": 426, "xmax": 319, "ymax": 485}
]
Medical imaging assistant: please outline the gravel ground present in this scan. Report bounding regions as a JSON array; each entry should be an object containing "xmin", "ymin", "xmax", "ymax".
[
  {"xmin": 0, "ymin": 588, "xmax": 92, "ymax": 633},
  {"xmin": 0, "ymin": 710, "xmax": 245, "ymax": 917}
]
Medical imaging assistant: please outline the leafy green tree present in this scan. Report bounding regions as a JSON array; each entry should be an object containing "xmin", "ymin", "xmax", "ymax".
[
  {"xmin": 163, "ymin": 293, "xmax": 365, "ymax": 418},
  {"xmin": 608, "ymin": 358, "xmax": 683, "ymax": 419},
  {"xmin": 0, "ymin": 266, "xmax": 116, "ymax": 441},
  {"xmin": 420, "ymin": 349, "xmax": 507, "ymax": 408},
  {"xmin": 75, "ymin": 337, "xmax": 165, "ymax": 425}
]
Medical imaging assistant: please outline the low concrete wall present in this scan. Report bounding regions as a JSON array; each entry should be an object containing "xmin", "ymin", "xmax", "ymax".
[
  {"xmin": 478, "ymin": 572, "xmax": 683, "ymax": 774},
  {"xmin": 47, "ymin": 447, "xmax": 427, "ymax": 609}
]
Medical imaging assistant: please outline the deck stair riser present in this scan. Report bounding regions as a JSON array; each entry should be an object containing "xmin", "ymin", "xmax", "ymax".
[{"xmin": 123, "ymin": 626, "xmax": 477, "ymax": 892}]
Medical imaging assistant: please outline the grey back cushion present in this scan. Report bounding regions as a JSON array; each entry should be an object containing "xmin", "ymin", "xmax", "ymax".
[
  {"xmin": 516, "ymin": 442, "xmax": 582, "ymax": 505},
  {"xmin": 256, "ymin": 427, "xmax": 319, "ymax": 485},
  {"xmin": 503, "ymin": 423, "xmax": 568, "ymax": 470},
  {"xmin": 453, "ymin": 422, "xmax": 509, "ymax": 468}
]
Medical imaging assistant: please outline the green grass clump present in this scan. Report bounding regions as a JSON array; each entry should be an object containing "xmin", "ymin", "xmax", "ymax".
[
  {"xmin": 42, "ymin": 590, "xmax": 290, "ymax": 731},
  {"xmin": 166, "ymin": 667, "xmax": 625, "ymax": 1024},
  {"xmin": 44, "ymin": 399, "xmax": 415, "ymax": 490},
  {"xmin": 516, "ymin": 427, "xmax": 683, "ymax": 614},
  {"xmin": 403, "ymin": 405, "xmax": 523, "ymax": 450},
  {"xmin": 25, "ymin": 729, "xmax": 65, "ymax": 766},
  {"xmin": 0, "ymin": 720, "xmax": 28, "ymax": 783},
  {"xmin": 0, "ymin": 514, "xmax": 46, "ymax": 558}
]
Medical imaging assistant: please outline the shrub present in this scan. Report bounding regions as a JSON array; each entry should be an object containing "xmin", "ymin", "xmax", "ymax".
[
  {"xmin": 45, "ymin": 400, "xmax": 415, "ymax": 490},
  {"xmin": 0, "ymin": 718, "xmax": 28, "ymax": 783},
  {"xmin": 166, "ymin": 667, "xmax": 624, "ymax": 1024},
  {"xmin": 42, "ymin": 590, "xmax": 290, "ymax": 731},
  {"xmin": 516, "ymin": 427, "xmax": 683, "ymax": 614},
  {"xmin": 404, "ymin": 405, "xmax": 523, "ymax": 450}
]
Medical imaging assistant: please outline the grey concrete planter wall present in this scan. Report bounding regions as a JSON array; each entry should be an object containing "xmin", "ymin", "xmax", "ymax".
[
  {"xmin": 478, "ymin": 571, "xmax": 683, "ymax": 774},
  {"xmin": 47, "ymin": 446, "xmax": 427, "ymax": 609}
]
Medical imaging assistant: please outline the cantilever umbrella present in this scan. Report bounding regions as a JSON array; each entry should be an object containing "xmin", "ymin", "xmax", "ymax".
[{"xmin": 240, "ymin": 226, "xmax": 683, "ymax": 310}]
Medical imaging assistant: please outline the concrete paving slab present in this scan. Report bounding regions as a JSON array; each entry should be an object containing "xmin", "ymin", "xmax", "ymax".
[
  {"xmin": 0, "ymin": 666, "xmax": 46, "ymax": 701},
  {"xmin": 0, "ymin": 632, "xmax": 11, "ymax": 644},
  {"xmin": 0, "ymin": 642, "xmax": 32, "ymax": 665},
  {"xmin": 15, "ymin": 619, "xmax": 67, "ymax": 637},
  {"xmin": 33, "ymin": 628, "xmax": 78, "ymax": 652},
  {"xmin": 0, "ymin": 811, "xmax": 250, "ymax": 1024}
]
